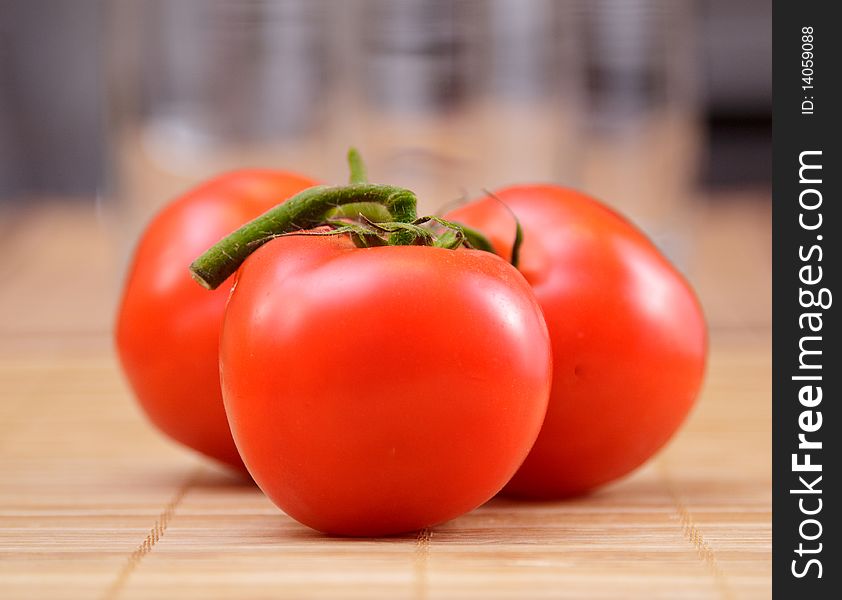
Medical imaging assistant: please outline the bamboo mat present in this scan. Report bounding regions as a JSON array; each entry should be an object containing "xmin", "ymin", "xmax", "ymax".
[{"xmin": 0, "ymin": 203, "xmax": 771, "ymax": 599}]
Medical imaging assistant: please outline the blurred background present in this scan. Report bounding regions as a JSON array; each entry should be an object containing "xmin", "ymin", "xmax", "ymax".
[{"xmin": 0, "ymin": 0, "xmax": 770, "ymax": 341}]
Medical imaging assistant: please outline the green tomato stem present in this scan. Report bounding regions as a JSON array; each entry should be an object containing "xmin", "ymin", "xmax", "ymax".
[
  {"xmin": 448, "ymin": 222, "xmax": 496, "ymax": 254},
  {"xmin": 347, "ymin": 148, "xmax": 369, "ymax": 184},
  {"xmin": 190, "ymin": 183, "xmax": 418, "ymax": 290},
  {"xmin": 328, "ymin": 202, "xmax": 392, "ymax": 223},
  {"xmin": 510, "ymin": 218, "xmax": 523, "ymax": 269}
]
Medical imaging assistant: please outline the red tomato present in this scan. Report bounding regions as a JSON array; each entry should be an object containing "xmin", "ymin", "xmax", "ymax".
[
  {"xmin": 447, "ymin": 185, "xmax": 707, "ymax": 498},
  {"xmin": 115, "ymin": 170, "xmax": 317, "ymax": 469},
  {"xmin": 220, "ymin": 234, "xmax": 552, "ymax": 535}
]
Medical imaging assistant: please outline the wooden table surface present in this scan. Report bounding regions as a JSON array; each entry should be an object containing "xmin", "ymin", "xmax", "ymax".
[{"xmin": 0, "ymin": 203, "xmax": 771, "ymax": 599}]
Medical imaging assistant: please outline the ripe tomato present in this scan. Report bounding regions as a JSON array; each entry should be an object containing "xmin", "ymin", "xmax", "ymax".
[
  {"xmin": 447, "ymin": 185, "xmax": 707, "ymax": 498},
  {"xmin": 220, "ymin": 234, "xmax": 552, "ymax": 535},
  {"xmin": 115, "ymin": 170, "xmax": 317, "ymax": 469}
]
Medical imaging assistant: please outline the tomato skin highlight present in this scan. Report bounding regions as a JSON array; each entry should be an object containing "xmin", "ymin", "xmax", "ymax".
[
  {"xmin": 220, "ymin": 235, "xmax": 552, "ymax": 535},
  {"xmin": 115, "ymin": 170, "xmax": 317, "ymax": 469},
  {"xmin": 447, "ymin": 185, "xmax": 707, "ymax": 498}
]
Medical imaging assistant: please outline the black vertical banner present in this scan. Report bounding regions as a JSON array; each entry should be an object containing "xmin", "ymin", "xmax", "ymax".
[{"xmin": 773, "ymin": 1, "xmax": 840, "ymax": 597}]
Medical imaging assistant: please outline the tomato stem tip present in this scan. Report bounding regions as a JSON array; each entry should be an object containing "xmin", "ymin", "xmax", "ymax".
[{"xmin": 347, "ymin": 148, "xmax": 369, "ymax": 185}]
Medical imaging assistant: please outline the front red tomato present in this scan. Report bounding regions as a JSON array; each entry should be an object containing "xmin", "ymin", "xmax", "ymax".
[
  {"xmin": 116, "ymin": 170, "xmax": 317, "ymax": 468},
  {"xmin": 448, "ymin": 185, "xmax": 707, "ymax": 498},
  {"xmin": 220, "ymin": 234, "xmax": 552, "ymax": 535}
]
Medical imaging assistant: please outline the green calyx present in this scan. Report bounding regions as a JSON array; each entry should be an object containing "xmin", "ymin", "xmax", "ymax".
[{"xmin": 189, "ymin": 148, "xmax": 505, "ymax": 290}]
